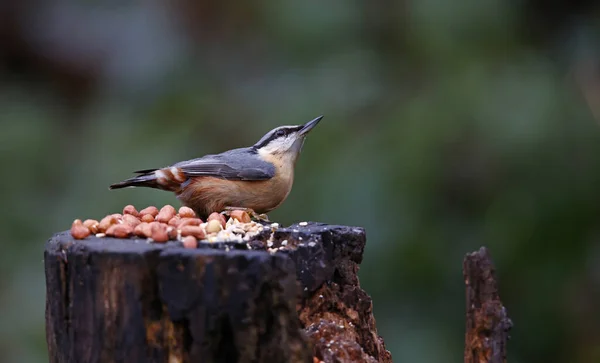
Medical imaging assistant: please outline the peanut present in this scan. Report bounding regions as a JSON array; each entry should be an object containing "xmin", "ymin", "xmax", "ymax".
[
  {"xmin": 106, "ymin": 224, "xmax": 134, "ymax": 238},
  {"xmin": 123, "ymin": 205, "xmax": 139, "ymax": 217},
  {"xmin": 134, "ymin": 222, "xmax": 152, "ymax": 238},
  {"xmin": 156, "ymin": 205, "xmax": 176, "ymax": 223},
  {"xmin": 83, "ymin": 219, "xmax": 99, "ymax": 234},
  {"xmin": 178, "ymin": 206, "xmax": 196, "ymax": 218},
  {"xmin": 71, "ymin": 219, "xmax": 90, "ymax": 239},
  {"xmin": 150, "ymin": 222, "xmax": 169, "ymax": 243},
  {"xmin": 98, "ymin": 215, "xmax": 119, "ymax": 233},
  {"xmin": 168, "ymin": 216, "xmax": 181, "ymax": 227},
  {"xmin": 207, "ymin": 212, "xmax": 226, "ymax": 229},
  {"xmin": 205, "ymin": 219, "xmax": 222, "ymax": 234},
  {"xmin": 180, "ymin": 225, "xmax": 206, "ymax": 239},
  {"xmin": 122, "ymin": 214, "xmax": 141, "ymax": 228},
  {"xmin": 139, "ymin": 206, "xmax": 159, "ymax": 218},
  {"xmin": 230, "ymin": 210, "xmax": 251, "ymax": 223},
  {"xmin": 178, "ymin": 218, "xmax": 203, "ymax": 228},
  {"xmin": 141, "ymin": 214, "xmax": 154, "ymax": 223},
  {"xmin": 182, "ymin": 236, "xmax": 198, "ymax": 249}
]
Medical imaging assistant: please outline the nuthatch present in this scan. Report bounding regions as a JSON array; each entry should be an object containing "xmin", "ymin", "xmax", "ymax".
[{"xmin": 109, "ymin": 115, "xmax": 323, "ymax": 219}]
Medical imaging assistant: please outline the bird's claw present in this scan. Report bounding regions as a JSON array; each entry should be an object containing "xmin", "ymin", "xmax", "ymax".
[
  {"xmin": 255, "ymin": 213, "xmax": 271, "ymax": 223},
  {"xmin": 222, "ymin": 207, "xmax": 271, "ymax": 223}
]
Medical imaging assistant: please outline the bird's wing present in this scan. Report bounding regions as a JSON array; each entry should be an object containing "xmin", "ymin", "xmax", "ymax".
[{"xmin": 173, "ymin": 148, "xmax": 276, "ymax": 181}]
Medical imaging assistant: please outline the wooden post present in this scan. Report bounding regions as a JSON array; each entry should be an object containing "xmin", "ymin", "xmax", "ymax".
[
  {"xmin": 464, "ymin": 247, "xmax": 513, "ymax": 363},
  {"xmin": 45, "ymin": 222, "xmax": 391, "ymax": 363}
]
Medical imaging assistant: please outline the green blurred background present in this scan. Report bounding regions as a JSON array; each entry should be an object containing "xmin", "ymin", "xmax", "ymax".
[{"xmin": 2, "ymin": 0, "xmax": 600, "ymax": 362}]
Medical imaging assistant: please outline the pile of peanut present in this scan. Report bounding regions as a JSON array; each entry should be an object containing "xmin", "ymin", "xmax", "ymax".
[{"xmin": 70, "ymin": 205, "xmax": 265, "ymax": 249}]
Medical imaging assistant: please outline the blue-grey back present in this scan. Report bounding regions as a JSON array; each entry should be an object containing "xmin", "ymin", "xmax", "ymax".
[{"xmin": 173, "ymin": 147, "xmax": 276, "ymax": 181}]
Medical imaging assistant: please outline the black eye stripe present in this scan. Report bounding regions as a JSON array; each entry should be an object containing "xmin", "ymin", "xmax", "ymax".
[{"xmin": 253, "ymin": 125, "xmax": 304, "ymax": 149}]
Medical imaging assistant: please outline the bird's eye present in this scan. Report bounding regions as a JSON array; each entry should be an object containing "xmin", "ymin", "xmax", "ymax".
[{"xmin": 275, "ymin": 129, "xmax": 286, "ymax": 137}]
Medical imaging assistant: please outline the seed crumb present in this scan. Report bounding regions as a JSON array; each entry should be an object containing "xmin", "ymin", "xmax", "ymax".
[{"xmin": 299, "ymin": 221, "xmax": 308, "ymax": 226}]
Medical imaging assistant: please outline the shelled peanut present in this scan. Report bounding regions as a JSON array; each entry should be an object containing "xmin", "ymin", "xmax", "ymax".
[{"xmin": 69, "ymin": 205, "xmax": 265, "ymax": 247}]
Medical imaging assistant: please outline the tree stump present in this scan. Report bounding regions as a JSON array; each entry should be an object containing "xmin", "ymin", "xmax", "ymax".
[
  {"xmin": 45, "ymin": 222, "xmax": 391, "ymax": 363},
  {"xmin": 463, "ymin": 247, "xmax": 513, "ymax": 363}
]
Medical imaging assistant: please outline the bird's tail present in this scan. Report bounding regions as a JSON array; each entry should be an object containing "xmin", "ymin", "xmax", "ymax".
[
  {"xmin": 109, "ymin": 167, "xmax": 188, "ymax": 191},
  {"xmin": 109, "ymin": 170, "xmax": 160, "ymax": 190}
]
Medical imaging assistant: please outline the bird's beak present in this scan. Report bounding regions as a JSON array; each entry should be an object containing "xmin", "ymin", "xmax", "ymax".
[{"xmin": 299, "ymin": 115, "xmax": 323, "ymax": 136}]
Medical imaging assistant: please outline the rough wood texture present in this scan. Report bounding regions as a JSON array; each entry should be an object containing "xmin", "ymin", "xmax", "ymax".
[
  {"xmin": 45, "ymin": 232, "xmax": 310, "ymax": 363},
  {"xmin": 271, "ymin": 223, "xmax": 392, "ymax": 363},
  {"xmin": 463, "ymin": 247, "xmax": 513, "ymax": 363},
  {"xmin": 45, "ymin": 222, "xmax": 390, "ymax": 363}
]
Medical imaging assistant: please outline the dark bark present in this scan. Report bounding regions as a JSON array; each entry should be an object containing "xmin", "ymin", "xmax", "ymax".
[
  {"xmin": 463, "ymin": 247, "xmax": 513, "ymax": 363},
  {"xmin": 271, "ymin": 223, "xmax": 392, "ymax": 363},
  {"xmin": 45, "ymin": 232, "xmax": 310, "ymax": 363},
  {"xmin": 45, "ymin": 222, "xmax": 391, "ymax": 363}
]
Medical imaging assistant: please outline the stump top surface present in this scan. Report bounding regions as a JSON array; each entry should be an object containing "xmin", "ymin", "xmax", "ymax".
[
  {"xmin": 46, "ymin": 222, "xmax": 367, "ymax": 296},
  {"xmin": 47, "ymin": 222, "xmax": 366, "ymax": 257}
]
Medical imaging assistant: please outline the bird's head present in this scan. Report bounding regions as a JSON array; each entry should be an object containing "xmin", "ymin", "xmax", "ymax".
[{"xmin": 252, "ymin": 115, "xmax": 323, "ymax": 157}]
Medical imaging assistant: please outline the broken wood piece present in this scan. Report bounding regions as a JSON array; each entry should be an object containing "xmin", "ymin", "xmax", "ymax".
[{"xmin": 464, "ymin": 247, "xmax": 513, "ymax": 363}]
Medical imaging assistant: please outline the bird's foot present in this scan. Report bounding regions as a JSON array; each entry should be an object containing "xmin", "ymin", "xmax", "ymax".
[
  {"xmin": 255, "ymin": 213, "xmax": 271, "ymax": 224},
  {"xmin": 222, "ymin": 207, "xmax": 271, "ymax": 223}
]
